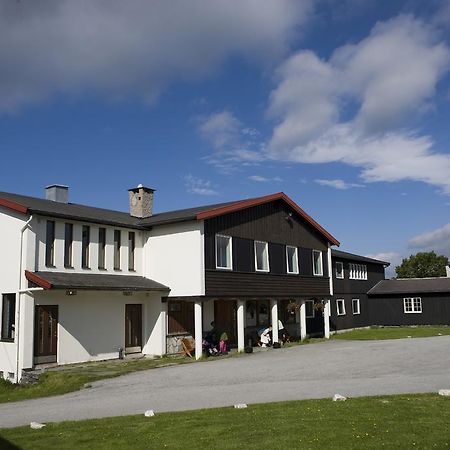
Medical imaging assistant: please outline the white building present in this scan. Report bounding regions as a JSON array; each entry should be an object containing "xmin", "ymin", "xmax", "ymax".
[{"xmin": 0, "ymin": 185, "xmax": 338, "ymax": 382}]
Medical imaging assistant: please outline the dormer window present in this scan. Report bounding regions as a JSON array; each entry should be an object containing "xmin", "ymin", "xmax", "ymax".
[
  {"xmin": 216, "ymin": 235, "xmax": 232, "ymax": 270},
  {"xmin": 255, "ymin": 241, "xmax": 269, "ymax": 272}
]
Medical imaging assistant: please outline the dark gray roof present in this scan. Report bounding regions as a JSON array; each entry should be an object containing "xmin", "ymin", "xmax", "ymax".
[
  {"xmin": 31, "ymin": 271, "xmax": 170, "ymax": 292},
  {"xmin": 368, "ymin": 277, "xmax": 450, "ymax": 295},
  {"xmin": 0, "ymin": 191, "xmax": 235, "ymax": 229},
  {"xmin": 332, "ymin": 249, "xmax": 390, "ymax": 266}
]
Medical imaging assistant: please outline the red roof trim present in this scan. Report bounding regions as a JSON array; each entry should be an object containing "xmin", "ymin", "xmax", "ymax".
[
  {"xmin": 196, "ymin": 192, "xmax": 340, "ymax": 246},
  {"xmin": 25, "ymin": 270, "xmax": 53, "ymax": 290},
  {"xmin": 0, "ymin": 198, "xmax": 28, "ymax": 215}
]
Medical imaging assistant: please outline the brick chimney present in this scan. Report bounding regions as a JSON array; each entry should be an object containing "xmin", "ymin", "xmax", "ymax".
[
  {"xmin": 128, "ymin": 184, "xmax": 155, "ymax": 218},
  {"xmin": 46, "ymin": 184, "xmax": 69, "ymax": 203}
]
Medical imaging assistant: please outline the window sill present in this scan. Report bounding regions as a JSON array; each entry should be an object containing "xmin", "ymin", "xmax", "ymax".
[
  {"xmin": 128, "ymin": 269, "xmax": 136, "ymax": 273},
  {"xmin": 0, "ymin": 339, "xmax": 14, "ymax": 343},
  {"xmin": 98, "ymin": 267, "xmax": 107, "ymax": 271},
  {"xmin": 45, "ymin": 264, "xmax": 56, "ymax": 269},
  {"xmin": 81, "ymin": 267, "xmax": 91, "ymax": 270},
  {"xmin": 114, "ymin": 268, "xmax": 122, "ymax": 272},
  {"xmin": 64, "ymin": 266, "xmax": 74, "ymax": 270},
  {"xmin": 216, "ymin": 266, "xmax": 233, "ymax": 271}
]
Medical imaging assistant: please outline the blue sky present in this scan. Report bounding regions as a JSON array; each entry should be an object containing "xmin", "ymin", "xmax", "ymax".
[{"xmin": 1, "ymin": 0, "xmax": 450, "ymax": 275}]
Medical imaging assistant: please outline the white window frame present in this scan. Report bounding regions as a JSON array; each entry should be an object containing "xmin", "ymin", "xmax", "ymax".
[
  {"xmin": 349, "ymin": 263, "xmax": 367, "ymax": 280},
  {"xmin": 352, "ymin": 298, "xmax": 360, "ymax": 315},
  {"xmin": 215, "ymin": 234, "xmax": 233, "ymax": 270},
  {"xmin": 336, "ymin": 298, "xmax": 346, "ymax": 316},
  {"xmin": 335, "ymin": 261, "xmax": 344, "ymax": 279},
  {"xmin": 404, "ymin": 297, "xmax": 422, "ymax": 314},
  {"xmin": 305, "ymin": 300, "xmax": 315, "ymax": 318},
  {"xmin": 312, "ymin": 250, "xmax": 323, "ymax": 276},
  {"xmin": 254, "ymin": 241, "xmax": 270, "ymax": 272},
  {"xmin": 286, "ymin": 246, "xmax": 299, "ymax": 274}
]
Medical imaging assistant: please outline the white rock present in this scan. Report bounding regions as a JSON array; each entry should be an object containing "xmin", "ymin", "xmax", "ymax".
[
  {"xmin": 234, "ymin": 403, "xmax": 248, "ymax": 409},
  {"xmin": 332, "ymin": 394, "xmax": 347, "ymax": 402},
  {"xmin": 144, "ymin": 410, "xmax": 155, "ymax": 417},
  {"xmin": 30, "ymin": 422, "xmax": 46, "ymax": 429},
  {"xmin": 438, "ymin": 389, "xmax": 450, "ymax": 396}
]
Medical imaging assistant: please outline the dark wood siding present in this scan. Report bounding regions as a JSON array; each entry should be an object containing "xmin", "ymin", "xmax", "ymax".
[
  {"xmin": 332, "ymin": 260, "xmax": 385, "ymax": 294},
  {"xmin": 205, "ymin": 271, "xmax": 330, "ymax": 297},
  {"xmin": 368, "ymin": 294, "xmax": 450, "ymax": 326},
  {"xmin": 330, "ymin": 294, "xmax": 371, "ymax": 331},
  {"xmin": 204, "ymin": 199, "xmax": 332, "ymax": 298},
  {"xmin": 167, "ymin": 301, "xmax": 194, "ymax": 334}
]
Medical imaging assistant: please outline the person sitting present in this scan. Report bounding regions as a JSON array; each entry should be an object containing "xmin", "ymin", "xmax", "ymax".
[
  {"xmin": 259, "ymin": 326, "xmax": 272, "ymax": 347},
  {"xmin": 219, "ymin": 331, "xmax": 229, "ymax": 354},
  {"xmin": 278, "ymin": 319, "xmax": 291, "ymax": 344}
]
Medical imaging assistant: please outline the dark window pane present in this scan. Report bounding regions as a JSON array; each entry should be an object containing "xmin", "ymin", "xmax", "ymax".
[
  {"xmin": 98, "ymin": 228, "xmax": 106, "ymax": 269},
  {"xmin": 64, "ymin": 223, "xmax": 73, "ymax": 268},
  {"xmin": 45, "ymin": 221, "xmax": 55, "ymax": 267},
  {"xmin": 82, "ymin": 225, "xmax": 90, "ymax": 268},
  {"xmin": 114, "ymin": 230, "xmax": 121, "ymax": 270},
  {"xmin": 1, "ymin": 294, "xmax": 16, "ymax": 341},
  {"xmin": 128, "ymin": 232, "xmax": 135, "ymax": 271}
]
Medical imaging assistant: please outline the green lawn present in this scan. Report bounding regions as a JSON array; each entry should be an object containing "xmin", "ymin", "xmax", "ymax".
[
  {"xmin": 0, "ymin": 355, "xmax": 194, "ymax": 404},
  {"xmin": 1, "ymin": 394, "xmax": 449, "ymax": 449},
  {"xmin": 332, "ymin": 325, "xmax": 450, "ymax": 341}
]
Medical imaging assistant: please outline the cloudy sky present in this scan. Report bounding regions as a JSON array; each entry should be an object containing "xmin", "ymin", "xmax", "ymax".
[{"xmin": 1, "ymin": 0, "xmax": 450, "ymax": 275}]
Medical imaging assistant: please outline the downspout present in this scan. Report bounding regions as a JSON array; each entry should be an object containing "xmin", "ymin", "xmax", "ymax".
[{"xmin": 16, "ymin": 215, "xmax": 33, "ymax": 383}]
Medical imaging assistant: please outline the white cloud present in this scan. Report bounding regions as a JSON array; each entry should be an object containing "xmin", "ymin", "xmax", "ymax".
[
  {"xmin": 248, "ymin": 175, "xmax": 283, "ymax": 182},
  {"xmin": 184, "ymin": 174, "xmax": 218, "ymax": 196},
  {"xmin": 266, "ymin": 15, "xmax": 450, "ymax": 194},
  {"xmin": 315, "ymin": 178, "xmax": 364, "ymax": 189},
  {"xmin": 409, "ymin": 223, "xmax": 450, "ymax": 256},
  {"xmin": 0, "ymin": 0, "xmax": 312, "ymax": 112},
  {"xmin": 198, "ymin": 111, "xmax": 241, "ymax": 151}
]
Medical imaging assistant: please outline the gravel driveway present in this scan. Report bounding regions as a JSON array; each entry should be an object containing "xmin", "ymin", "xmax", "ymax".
[{"xmin": 1, "ymin": 336, "xmax": 449, "ymax": 428}]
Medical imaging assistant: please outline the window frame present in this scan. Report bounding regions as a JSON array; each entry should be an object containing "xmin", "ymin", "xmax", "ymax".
[
  {"xmin": 336, "ymin": 298, "xmax": 346, "ymax": 316},
  {"xmin": 286, "ymin": 245, "xmax": 299, "ymax": 274},
  {"xmin": 45, "ymin": 220, "xmax": 56, "ymax": 268},
  {"xmin": 1, "ymin": 294, "xmax": 16, "ymax": 342},
  {"xmin": 404, "ymin": 297, "xmax": 422, "ymax": 314},
  {"xmin": 312, "ymin": 250, "xmax": 323, "ymax": 276},
  {"xmin": 64, "ymin": 223, "xmax": 73, "ymax": 268},
  {"xmin": 335, "ymin": 261, "xmax": 344, "ymax": 279},
  {"xmin": 215, "ymin": 234, "xmax": 233, "ymax": 270},
  {"xmin": 352, "ymin": 298, "xmax": 360, "ymax": 315},
  {"xmin": 114, "ymin": 230, "xmax": 121, "ymax": 270},
  {"xmin": 81, "ymin": 225, "xmax": 90, "ymax": 269},
  {"xmin": 128, "ymin": 231, "xmax": 136, "ymax": 272},
  {"xmin": 254, "ymin": 240, "xmax": 270, "ymax": 273},
  {"xmin": 98, "ymin": 227, "xmax": 106, "ymax": 270}
]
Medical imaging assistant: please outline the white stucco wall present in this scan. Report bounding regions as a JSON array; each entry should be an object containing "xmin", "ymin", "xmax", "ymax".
[
  {"xmin": 30, "ymin": 290, "xmax": 166, "ymax": 365},
  {"xmin": 0, "ymin": 208, "xmax": 28, "ymax": 379},
  {"xmin": 145, "ymin": 221, "xmax": 205, "ymax": 297},
  {"xmin": 35, "ymin": 216, "xmax": 144, "ymax": 275}
]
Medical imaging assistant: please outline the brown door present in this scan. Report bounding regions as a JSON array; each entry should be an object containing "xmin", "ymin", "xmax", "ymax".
[
  {"xmin": 214, "ymin": 300, "xmax": 237, "ymax": 345},
  {"xmin": 34, "ymin": 305, "xmax": 58, "ymax": 364},
  {"xmin": 125, "ymin": 304, "xmax": 142, "ymax": 353}
]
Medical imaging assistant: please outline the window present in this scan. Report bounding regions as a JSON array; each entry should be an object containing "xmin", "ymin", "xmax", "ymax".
[
  {"xmin": 98, "ymin": 228, "xmax": 106, "ymax": 270},
  {"xmin": 128, "ymin": 232, "xmax": 135, "ymax": 271},
  {"xmin": 286, "ymin": 246, "xmax": 299, "ymax": 274},
  {"xmin": 352, "ymin": 298, "xmax": 360, "ymax": 315},
  {"xmin": 349, "ymin": 263, "xmax": 367, "ymax": 280},
  {"xmin": 404, "ymin": 297, "xmax": 422, "ymax": 313},
  {"xmin": 335, "ymin": 261, "xmax": 344, "ymax": 279},
  {"xmin": 114, "ymin": 230, "xmax": 121, "ymax": 270},
  {"xmin": 1, "ymin": 294, "xmax": 15, "ymax": 341},
  {"xmin": 81, "ymin": 225, "xmax": 90, "ymax": 269},
  {"xmin": 255, "ymin": 241, "xmax": 269, "ymax": 272},
  {"xmin": 305, "ymin": 300, "xmax": 315, "ymax": 318},
  {"xmin": 64, "ymin": 223, "xmax": 73, "ymax": 268},
  {"xmin": 246, "ymin": 300, "xmax": 270, "ymax": 327},
  {"xmin": 45, "ymin": 220, "xmax": 55, "ymax": 267},
  {"xmin": 312, "ymin": 250, "xmax": 323, "ymax": 276},
  {"xmin": 216, "ymin": 235, "xmax": 232, "ymax": 270},
  {"xmin": 336, "ymin": 299, "xmax": 346, "ymax": 316}
]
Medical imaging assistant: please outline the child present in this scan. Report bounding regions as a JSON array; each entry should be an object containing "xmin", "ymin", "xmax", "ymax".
[{"xmin": 219, "ymin": 331, "xmax": 228, "ymax": 354}]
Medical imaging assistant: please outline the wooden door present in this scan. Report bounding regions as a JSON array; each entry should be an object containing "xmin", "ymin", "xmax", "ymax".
[
  {"xmin": 214, "ymin": 300, "xmax": 237, "ymax": 345},
  {"xmin": 125, "ymin": 304, "xmax": 142, "ymax": 353},
  {"xmin": 34, "ymin": 305, "xmax": 58, "ymax": 364}
]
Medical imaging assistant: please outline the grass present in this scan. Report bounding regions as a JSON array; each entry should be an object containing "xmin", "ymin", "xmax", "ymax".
[
  {"xmin": 332, "ymin": 325, "xmax": 450, "ymax": 341},
  {"xmin": 1, "ymin": 394, "xmax": 449, "ymax": 449},
  {"xmin": 0, "ymin": 355, "xmax": 195, "ymax": 404}
]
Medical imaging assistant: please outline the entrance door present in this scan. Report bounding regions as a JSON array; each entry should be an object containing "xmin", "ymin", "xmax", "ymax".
[
  {"xmin": 34, "ymin": 305, "xmax": 58, "ymax": 364},
  {"xmin": 214, "ymin": 300, "xmax": 237, "ymax": 345},
  {"xmin": 125, "ymin": 304, "xmax": 142, "ymax": 353}
]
